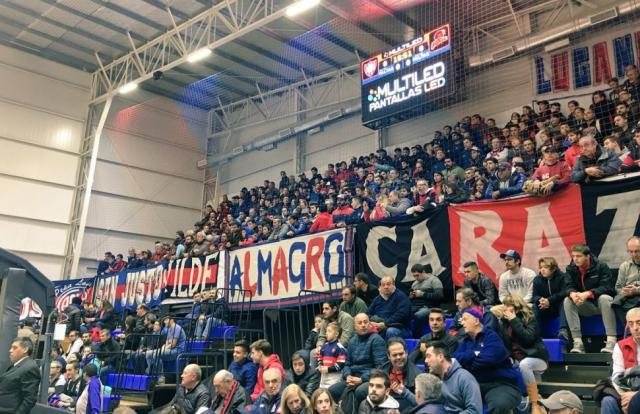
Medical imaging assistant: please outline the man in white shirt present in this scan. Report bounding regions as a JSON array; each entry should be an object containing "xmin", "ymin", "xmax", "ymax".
[
  {"xmin": 65, "ymin": 330, "xmax": 83, "ymax": 360},
  {"xmin": 498, "ymin": 250, "xmax": 536, "ymax": 303}
]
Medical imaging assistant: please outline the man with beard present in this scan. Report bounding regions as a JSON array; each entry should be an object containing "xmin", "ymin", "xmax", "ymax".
[
  {"xmin": 357, "ymin": 370, "xmax": 400, "ymax": 414},
  {"xmin": 379, "ymin": 339, "xmax": 420, "ymax": 412},
  {"xmin": 409, "ymin": 308, "xmax": 458, "ymax": 364}
]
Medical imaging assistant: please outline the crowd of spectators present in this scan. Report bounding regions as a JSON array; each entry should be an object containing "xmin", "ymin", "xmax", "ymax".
[{"xmin": 96, "ymin": 65, "xmax": 640, "ymax": 275}]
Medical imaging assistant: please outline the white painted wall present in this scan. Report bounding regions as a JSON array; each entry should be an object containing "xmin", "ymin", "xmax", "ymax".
[{"xmin": 0, "ymin": 45, "xmax": 207, "ymax": 280}]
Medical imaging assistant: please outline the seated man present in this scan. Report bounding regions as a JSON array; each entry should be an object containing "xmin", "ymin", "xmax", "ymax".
[
  {"xmin": 196, "ymin": 289, "xmax": 229, "ymax": 339},
  {"xmin": 498, "ymin": 250, "xmax": 536, "ymax": 304},
  {"xmin": 65, "ymin": 330, "xmax": 84, "ymax": 361},
  {"xmin": 316, "ymin": 301, "xmax": 355, "ymax": 350},
  {"xmin": 540, "ymin": 390, "xmax": 584, "ymax": 414},
  {"xmin": 449, "ymin": 288, "xmax": 500, "ymax": 337},
  {"xmin": 379, "ymin": 338, "xmax": 420, "ymax": 412},
  {"xmin": 571, "ymin": 135, "xmax": 622, "ymax": 183},
  {"xmin": 328, "ymin": 313, "xmax": 387, "ymax": 411},
  {"xmin": 462, "ymin": 261, "xmax": 498, "ymax": 308},
  {"xmin": 368, "ymin": 276, "xmax": 412, "ymax": 339},
  {"xmin": 354, "ymin": 273, "xmax": 379, "ymax": 306},
  {"xmin": 485, "ymin": 162, "xmax": 525, "ymax": 200},
  {"xmin": 54, "ymin": 361, "xmax": 85, "ymax": 410},
  {"xmin": 409, "ymin": 264, "xmax": 444, "ymax": 338},
  {"xmin": 563, "ymin": 244, "xmax": 616, "ymax": 353},
  {"xmin": 424, "ymin": 342, "xmax": 482, "ymax": 414},
  {"xmin": 358, "ymin": 370, "xmax": 400, "ymax": 414},
  {"xmin": 412, "ymin": 373, "xmax": 446, "ymax": 414},
  {"xmin": 229, "ymin": 339, "xmax": 258, "ymax": 396},
  {"xmin": 453, "ymin": 309, "xmax": 524, "ymax": 414},
  {"xmin": 251, "ymin": 368, "xmax": 284, "ymax": 414},
  {"xmin": 611, "ymin": 237, "xmax": 640, "ymax": 325},
  {"xmin": 168, "ymin": 364, "xmax": 210, "ymax": 414},
  {"xmin": 250, "ymin": 339, "xmax": 286, "ymax": 402},
  {"xmin": 409, "ymin": 308, "xmax": 458, "ymax": 365},
  {"xmin": 600, "ymin": 308, "xmax": 640, "ymax": 414},
  {"xmin": 48, "ymin": 361, "xmax": 66, "ymax": 396},
  {"xmin": 210, "ymin": 370, "xmax": 250, "ymax": 414},
  {"xmin": 146, "ymin": 316, "xmax": 186, "ymax": 382},
  {"xmin": 94, "ymin": 328, "xmax": 121, "ymax": 383},
  {"xmin": 340, "ymin": 286, "xmax": 368, "ymax": 318}
]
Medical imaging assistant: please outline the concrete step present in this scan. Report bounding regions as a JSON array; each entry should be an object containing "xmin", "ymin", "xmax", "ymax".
[
  {"xmin": 543, "ymin": 364, "xmax": 610, "ymax": 384},
  {"xmin": 538, "ymin": 381, "xmax": 596, "ymax": 399}
]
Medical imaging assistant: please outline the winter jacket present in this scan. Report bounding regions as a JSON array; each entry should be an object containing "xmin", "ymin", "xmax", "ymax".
[
  {"xmin": 409, "ymin": 331, "xmax": 458, "ymax": 365},
  {"xmin": 310, "ymin": 212, "xmax": 335, "ymax": 233},
  {"xmin": 303, "ymin": 329, "xmax": 319, "ymax": 351},
  {"xmin": 385, "ymin": 198, "xmax": 412, "ymax": 216},
  {"xmin": 64, "ymin": 304, "xmax": 83, "ymax": 334},
  {"xmin": 169, "ymin": 381, "xmax": 211, "ymax": 414},
  {"xmin": 571, "ymin": 146, "xmax": 622, "ymax": 183},
  {"xmin": 565, "ymin": 255, "xmax": 615, "ymax": 301},
  {"xmin": 453, "ymin": 327, "xmax": 524, "ymax": 389},
  {"xmin": 201, "ymin": 297, "xmax": 229, "ymax": 321},
  {"xmin": 286, "ymin": 351, "xmax": 319, "ymax": 397},
  {"xmin": 408, "ymin": 400, "xmax": 446, "ymax": 414},
  {"xmin": 496, "ymin": 314, "xmax": 549, "ymax": 362},
  {"xmin": 441, "ymin": 360, "xmax": 482, "ymax": 414},
  {"xmin": 368, "ymin": 289, "xmax": 412, "ymax": 330},
  {"xmin": 463, "ymin": 274, "xmax": 498, "ymax": 307},
  {"xmin": 357, "ymin": 286, "xmax": 379, "ymax": 306},
  {"xmin": 531, "ymin": 160, "xmax": 572, "ymax": 188},
  {"xmin": 485, "ymin": 172, "xmax": 525, "ymax": 199},
  {"xmin": 342, "ymin": 333, "xmax": 388, "ymax": 381},
  {"xmin": 358, "ymin": 395, "xmax": 400, "ymax": 414},
  {"xmin": 449, "ymin": 305, "xmax": 500, "ymax": 338},
  {"xmin": 229, "ymin": 358, "xmax": 258, "ymax": 395},
  {"xmin": 379, "ymin": 360, "xmax": 421, "ymax": 410},
  {"xmin": 333, "ymin": 207, "xmax": 366, "ymax": 225},
  {"xmin": 340, "ymin": 297, "xmax": 369, "ymax": 318},
  {"xmin": 532, "ymin": 270, "xmax": 567, "ymax": 312},
  {"xmin": 251, "ymin": 354, "xmax": 286, "ymax": 402},
  {"xmin": 208, "ymin": 382, "xmax": 249, "ymax": 414},
  {"xmin": 252, "ymin": 390, "xmax": 282, "ymax": 414},
  {"xmin": 94, "ymin": 338, "xmax": 120, "ymax": 367}
]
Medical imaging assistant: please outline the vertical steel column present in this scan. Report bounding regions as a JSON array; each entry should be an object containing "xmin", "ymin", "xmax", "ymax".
[{"xmin": 61, "ymin": 97, "xmax": 113, "ymax": 279}]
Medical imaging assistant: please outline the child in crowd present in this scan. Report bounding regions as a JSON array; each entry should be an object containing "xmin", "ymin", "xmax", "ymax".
[
  {"xmin": 317, "ymin": 322, "xmax": 347, "ymax": 388},
  {"xmin": 303, "ymin": 315, "xmax": 323, "ymax": 351}
]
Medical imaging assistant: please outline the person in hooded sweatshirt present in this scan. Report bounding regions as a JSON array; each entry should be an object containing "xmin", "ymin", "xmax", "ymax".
[
  {"xmin": 287, "ymin": 351, "xmax": 320, "ymax": 397},
  {"xmin": 357, "ymin": 370, "xmax": 400, "ymax": 414},
  {"xmin": 424, "ymin": 342, "xmax": 482, "ymax": 414},
  {"xmin": 251, "ymin": 339, "xmax": 286, "ymax": 402}
]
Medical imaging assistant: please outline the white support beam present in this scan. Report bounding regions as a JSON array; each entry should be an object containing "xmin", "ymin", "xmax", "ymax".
[{"xmin": 90, "ymin": 0, "xmax": 286, "ymax": 103}]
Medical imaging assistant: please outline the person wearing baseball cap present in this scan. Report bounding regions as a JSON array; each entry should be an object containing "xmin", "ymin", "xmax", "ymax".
[
  {"xmin": 498, "ymin": 250, "xmax": 537, "ymax": 304},
  {"xmin": 485, "ymin": 160, "xmax": 525, "ymax": 200},
  {"xmin": 452, "ymin": 307, "xmax": 524, "ymax": 414},
  {"xmin": 540, "ymin": 390, "xmax": 583, "ymax": 413}
]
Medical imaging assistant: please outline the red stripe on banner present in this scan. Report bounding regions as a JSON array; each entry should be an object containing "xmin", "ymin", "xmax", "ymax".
[
  {"xmin": 551, "ymin": 52, "xmax": 570, "ymax": 91},
  {"xmin": 448, "ymin": 185, "xmax": 585, "ymax": 287},
  {"xmin": 593, "ymin": 42, "xmax": 612, "ymax": 84}
]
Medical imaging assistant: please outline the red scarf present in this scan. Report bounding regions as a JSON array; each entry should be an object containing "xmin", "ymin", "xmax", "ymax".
[{"xmin": 215, "ymin": 379, "xmax": 239, "ymax": 414}]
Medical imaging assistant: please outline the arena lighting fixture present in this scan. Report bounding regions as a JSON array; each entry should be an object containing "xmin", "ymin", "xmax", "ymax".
[
  {"xmin": 285, "ymin": 0, "xmax": 321, "ymax": 17},
  {"xmin": 118, "ymin": 81, "xmax": 138, "ymax": 94},
  {"xmin": 187, "ymin": 47, "xmax": 212, "ymax": 63}
]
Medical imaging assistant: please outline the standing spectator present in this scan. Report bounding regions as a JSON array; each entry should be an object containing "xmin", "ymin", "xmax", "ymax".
[
  {"xmin": 612, "ymin": 237, "xmax": 640, "ymax": 324},
  {"xmin": 317, "ymin": 322, "xmax": 347, "ymax": 389},
  {"xmin": 411, "ymin": 373, "xmax": 446, "ymax": 414},
  {"xmin": 229, "ymin": 340, "xmax": 258, "ymax": 396},
  {"xmin": 406, "ymin": 179, "xmax": 435, "ymax": 215},
  {"xmin": 462, "ymin": 261, "xmax": 498, "ymax": 308},
  {"xmin": 409, "ymin": 264, "xmax": 444, "ymax": 338},
  {"xmin": 328, "ymin": 313, "xmax": 387, "ymax": 410},
  {"xmin": 571, "ymin": 135, "xmax": 621, "ymax": 183},
  {"xmin": 485, "ymin": 162, "xmax": 525, "ymax": 200},
  {"xmin": 357, "ymin": 370, "xmax": 400, "ymax": 414},
  {"xmin": 379, "ymin": 338, "xmax": 421, "ymax": 412},
  {"xmin": 563, "ymin": 244, "xmax": 616, "ymax": 353},
  {"xmin": 498, "ymin": 250, "xmax": 536, "ymax": 303},
  {"xmin": 409, "ymin": 308, "xmax": 458, "ymax": 365},
  {"xmin": 340, "ymin": 286, "xmax": 368, "ymax": 318},
  {"xmin": 250, "ymin": 339, "xmax": 286, "ymax": 402},
  {"xmin": 64, "ymin": 297, "xmax": 83, "ymax": 334},
  {"xmin": 491, "ymin": 295, "xmax": 548, "ymax": 414},
  {"xmin": 108, "ymin": 254, "xmax": 127, "ymax": 273},
  {"xmin": 310, "ymin": 204, "xmax": 335, "ymax": 233},
  {"xmin": 354, "ymin": 273, "xmax": 379, "ymax": 306},
  {"xmin": 424, "ymin": 342, "xmax": 482, "ymax": 414},
  {"xmin": 453, "ymin": 309, "xmax": 524, "ymax": 414},
  {"xmin": 75, "ymin": 363, "xmax": 102, "ymax": 414},
  {"xmin": 0, "ymin": 338, "xmax": 41, "ymax": 414},
  {"xmin": 600, "ymin": 307, "xmax": 640, "ymax": 414},
  {"xmin": 368, "ymin": 276, "xmax": 412, "ymax": 339},
  {"xmin": 532, "ymin": 257, "xmax": 569, "ymax": 340}
]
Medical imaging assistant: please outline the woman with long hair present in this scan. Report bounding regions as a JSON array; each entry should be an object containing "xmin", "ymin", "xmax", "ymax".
[
  {"xmin": 310, "ymin": 388, "xmax": 342, "ymax": 414},
  {"xmin": 281, "ymin": 384, "xmax": 312, "ymax": 414},
  {"xmin": 491, "ymin": 295, "xmax": 548, "ymax": 414}
]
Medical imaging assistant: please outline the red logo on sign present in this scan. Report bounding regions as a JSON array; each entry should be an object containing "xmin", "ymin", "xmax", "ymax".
[
  {"xmin": 362, "ymin": 58, "xmax": 378, "ymax": 79},
  {"xmin": 429, "ymin": 25, "xmax": 450, "ymax": 51}
]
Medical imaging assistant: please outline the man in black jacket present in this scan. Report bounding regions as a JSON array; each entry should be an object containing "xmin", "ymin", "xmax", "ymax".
[
  {"xmin": 563, "ymin": 244, "xmax": 617, "ymax": 353},
  {"xmin": 409, "ymin": 308, "xmax": 458, "ymax": 364},
  {"xmin": 210, "ymin": 369, "xmax": 249, "ymax": 414},
  {"xmin": 95, "ymin": 328, "xmax": 121, "ymax": 383},
  {"xmin": 169, "ymin": 364, "xmax": 211, "ymax": 414},
  {"xmin": 462, "ymin": 261, "xmax": 498, "ymax": 308},
  {"xmin": 354, "ymin": 273, "xmax": 379, "ymax": 306},
  {"xmin": 379, "ymin": 338, "xmax": 420, "ymax": 412},
  {"xmin": 0, "ymin": 337, "xmax": 41, "ymax": 414},
  {"xmin": 64, "ymin": 296, "xmax": 83, "ymax": 334},
  {"xmin": 532, "ymin": 257, "xmax": 569, "ymax": 340}
]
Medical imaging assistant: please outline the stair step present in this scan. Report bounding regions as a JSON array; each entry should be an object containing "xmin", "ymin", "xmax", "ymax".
[
  {"xmin": 543, "ymin": 364, "xmax": 610, "ymax": 383},
  {"xmin": 561, "ymin": 352, "xmax": 612, "ymax": 364},
  {"xmin": 539, "ymin": 381, "xmax": 596, "ymax": 399}
]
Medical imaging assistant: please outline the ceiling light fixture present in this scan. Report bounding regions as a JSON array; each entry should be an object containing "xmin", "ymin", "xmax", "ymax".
[
  {"xmin": 285, "ymin": 0, "xmax": 321, "ymax": 17},
  {"xmin": 187, "ymin": 47, "xmax": 212, "ymax": 63},
  {"xmin": 118, "ymin": 81, "xmax": 138, "ymax": 94}
]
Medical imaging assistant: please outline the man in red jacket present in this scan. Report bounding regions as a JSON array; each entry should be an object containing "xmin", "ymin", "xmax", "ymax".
[
  {"xmin": 310, "ymin": 204, "xmax": 335, "ymax": 233},
  {"xmin": 525, "ymin": 145, "xmax": 572, "ymax": 196},
  {"xmin": 249, "ymin": 339, "xmax": 286, "ymax": 401}
]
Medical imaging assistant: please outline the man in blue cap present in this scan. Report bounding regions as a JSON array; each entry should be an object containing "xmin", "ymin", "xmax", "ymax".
[{"xmin": 498, "ymin": 250, "xmax": 536, "ymax": 304}]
